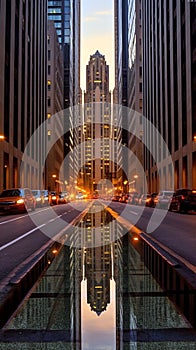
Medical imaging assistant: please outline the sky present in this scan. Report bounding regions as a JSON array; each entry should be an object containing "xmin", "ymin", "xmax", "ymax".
[{"xmin": 81, "ymin": 0, "xmax": 115, "ymax": 92}]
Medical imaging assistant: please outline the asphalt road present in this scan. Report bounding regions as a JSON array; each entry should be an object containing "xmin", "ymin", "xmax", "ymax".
[
  {"xmin": 105, "ymin": 201, "xmax": 196, "ymax": 268},
  {"xmin": 0, "ymin": 199, "xmax": 195, "ymax": 284},
  {"xmin": 0, "ymin": 201, "xmax": 90, "ymax": 282}
]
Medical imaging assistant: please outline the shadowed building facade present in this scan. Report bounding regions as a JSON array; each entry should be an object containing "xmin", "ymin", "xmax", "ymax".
[
  {"xmin": 0, "ymin": 0, "xmax": 47, "ymax": 191},
  {"xmin": 142, "ymin": 0, "xmax": 196, "ymax": 191}
]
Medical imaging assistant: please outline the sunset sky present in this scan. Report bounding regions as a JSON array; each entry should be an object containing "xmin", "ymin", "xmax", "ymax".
[{"xmin": 81, "ymin": 0, "xmax": 115, "ymax": 92}]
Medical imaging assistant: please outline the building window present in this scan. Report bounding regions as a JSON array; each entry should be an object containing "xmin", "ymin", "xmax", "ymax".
[
  {"xmin": 48, "ymin": 97, "xmax": 51, "ymax": 107},
  {"xmin": 48, "ymin": 65, "xmax": 51, "ymax": 75},
  {"xmin": 139, "ymin": 66, "xmax": 142, "ymax": 77},
  {"xmin": 139, "ymin": 83, "xmax": 142, "ymax": 92},
  {"xmin": 48, "ymin": 80, "xmax": 51, "ymax": 90},
  {"xmin": 48, "ymin": 50, "xmax": 51, "ymax": 61}
]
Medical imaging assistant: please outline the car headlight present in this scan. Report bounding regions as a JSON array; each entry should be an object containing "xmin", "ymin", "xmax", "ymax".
[
  {"xmin": 17, "ymin": 199, "xmax": 25, "ymax": 204},
  {"xmin": 36, "ymin": 198, "xmax": 41, "ymax": 202},
  {"xmin": 52, "ymin": 196, "xmax": 56, "ymax": 200}
]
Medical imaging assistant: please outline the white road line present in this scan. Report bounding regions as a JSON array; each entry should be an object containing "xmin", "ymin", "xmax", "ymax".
[
  {"xmin": 0, "ymin": 223, "xmax": 46, "ymax": 252},
  {"xmin": 129, "ymin": 210, "xmax": 138, "ymax": 216},
  {"xmin": 0, "ymin": 215, "xmax": 27, "ymax": 225},
  {"xmin": 0, "ymin": 207, "xmax": 50, "ymax": 225},
  {"xmin": 0, "ymin": 214, "xmax": 64, "ymax": 252}
]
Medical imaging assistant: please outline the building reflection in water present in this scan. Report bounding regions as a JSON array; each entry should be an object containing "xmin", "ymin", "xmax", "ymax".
[
  {"xmin": 78, "ymin": 203, "xmax": 119, "ymax": 349},
  {"xmin": 4, "ymin": 202, "xmax": 193, "ymax": 350}
]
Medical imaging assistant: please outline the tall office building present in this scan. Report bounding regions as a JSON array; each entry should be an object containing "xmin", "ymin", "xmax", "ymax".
[
  {"xmin": 83, "ymin": 51, "xmax": 112, "ymax": 194},
  {"xmin": 127, "ymin": 0, "xmax": 144, "ymax": 192},
  {"xmin": 142, "ymin": 0, "xmax": 196, "ymax": 191},
  {"xmin": 0, "ymin": 0, "xmax": 47, "ymax": 191},
  {"xmin": 114, "ymin": 0, "xmax": 129, "ymax": 193},
  {"xmin": 46, "ymin": 21, "xmax": 64, "ymax": 192},
  {"xmin": 114, "ymin": 0, "xmax": 129, "ymax": 107},
  {"xmin": 48, "ymin": 0, "xmax": 81, "ymax": 189}
]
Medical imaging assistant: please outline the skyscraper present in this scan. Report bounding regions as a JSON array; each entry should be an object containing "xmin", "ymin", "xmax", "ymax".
[
  {"xmin": 48, "ymin": 0, "xmax": 81, "ymax": 189},
  {"xmin": 0, "ymin": 0, "xmax": 47, "ymax": 191},
  {"xmin": 127, "ymin": 0, "xmax": 144, "ymax": 192},
  {"xmin": 114, "ymin": 0, "xmax": 129, "ymax": 193},
  {"xmin": 46, "ymin": 21, "xmax": 64, "ymax": 192},
  {"xmin": 83, "ymin": 51, "xmax": 112, "ymax": 194},
  {"xmin": 142, "ymin": 0, "xmax": 196, "ymax": 191}
]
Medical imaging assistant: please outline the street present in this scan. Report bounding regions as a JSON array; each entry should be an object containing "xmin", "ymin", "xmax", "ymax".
[{"xmin": 0, "ymin": 200, "xmax": 195, "ymax": 285}]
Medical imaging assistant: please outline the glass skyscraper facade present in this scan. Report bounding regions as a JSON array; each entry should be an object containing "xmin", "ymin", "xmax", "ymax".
[
  {"xmin": 48, "ymin": 0, "xmax": 71, "ymax": 108},
  {"xmin": 47, "ymin": 0, "xmax": 81, "ymax": 189}
]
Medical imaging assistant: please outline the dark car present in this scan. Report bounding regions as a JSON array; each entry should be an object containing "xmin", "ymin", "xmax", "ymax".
[
  {"xmin": 169, "ymin": 188, "xmax": 196, "ymax": 213},
  {"xmin": 0, "ymin": 188, "xmax": 36, "ymax": 213},
  {"xmin": 32, "ymin": 190, "xmax": 44, "ymax": 207},
  {"xmin": 50, "ymin": 191, "xmax": 59, "ymax": 205},
  {"xmin": 41, "ymin": 190, "xmax": 50, "ymax": 206},
  {"xmin": 112, "ymin": 195, "xmax": 121, "ymax": 202},
  {"xmin": 139, "ymin": 194, "xmax": 151, "ymax": 206},
  {"xmin": 145, "ymin": 192, "xmax": 158, "ymax": 207},
  {"xmin": 58, "ymin": 191, "xmax": 68, "ymax": 204}
]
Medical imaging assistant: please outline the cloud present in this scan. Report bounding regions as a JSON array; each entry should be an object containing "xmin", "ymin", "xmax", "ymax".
[
  {"xmin": 95, "ymin": 10, "xmax": 113, "ymax": 16},
  {"xmin": 83, "ymin": 16, "xmax": 100, "ymax": 22}
]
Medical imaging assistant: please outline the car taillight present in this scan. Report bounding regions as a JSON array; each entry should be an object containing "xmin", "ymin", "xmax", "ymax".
[
  {"xmin": 17, "ymin": 199, "xmax": 25, "ymax": 204},
  {"xmin": 181, "ymin": 195, "xmax": 185, "ymax": 200}
]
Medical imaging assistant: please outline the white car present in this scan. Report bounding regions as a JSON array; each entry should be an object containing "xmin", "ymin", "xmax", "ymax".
[
  {"xmin": 75, "ymin": 192, "xmax": 84, "ymax": 200},
  {"xmin": 154, "ymin": 191, "xmax": 174, "ymax": 209}
]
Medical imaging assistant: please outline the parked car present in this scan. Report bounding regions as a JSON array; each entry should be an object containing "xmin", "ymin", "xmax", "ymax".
[
  {"xmin": 32, "ymin": 190, "xmax": 44, "ymax": 207},
  {"xmin": 145, "ymin": 192, "xmax": 158, "ymax": 207},
  {"xmin": 154, "ymin": 190, "xmax": 174, "ymax": 209},
  {"xmin": 41, "ymin": 190, "xmax": 50, "ymax": 206},
  {"xmin": 76, "ymin": 192, "xmax": 84, "ymax": 200},
  {"xmin": 112, "ymin": 195, "xmax": 121, "ymax": 202},
  {"xmin": 127, "ymin": 192, "xmax": 138, "ymax": 204},
  {"xmin": 134, "ymin": 194, "xmax": 142, "ymax": 205},
  {"xmin": 169, "ymin": 188, "xmax": 196, "ymax": 213},
  {"xmin": 138, "ymin": 194, "xmax": 151, "ymax": 206},
  {"xmin": 58, "ymin": 191, "xmax": 68, "ymax": 204},
  {"xmin": 0, "ymin": 188, "xmax": 36, "ymax": 213},
  {"xmin": 50, "ymin": 191, "xmax": 59, "ymax": 205}
]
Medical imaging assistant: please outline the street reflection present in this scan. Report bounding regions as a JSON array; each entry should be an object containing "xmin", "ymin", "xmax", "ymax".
[
  {"xmin": 2, "ymin": 203, "xmax": 195, "ymax": 350},
  {"xmin": 79, "ymin": 204, "xmax": 116, "ymax": 349}
]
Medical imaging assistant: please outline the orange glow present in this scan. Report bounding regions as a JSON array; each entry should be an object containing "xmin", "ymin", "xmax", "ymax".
[
  {"xmin": 133, "ymin": 236, "xmax": 139, "ymax": 242},
  {"xmin": 0, "ymin": 135, "xmax": 5, "ymax": 140},
  {"xmin": 194, "ymin": 135, "xmax": 196, "ymax": 141},
  {"xmin": 52, "ymin": 249, "xmax": 58, "ymax": 255},
  {"xmin": 17, "ymin": 199, "xmax": 25, "ymax": 204}
]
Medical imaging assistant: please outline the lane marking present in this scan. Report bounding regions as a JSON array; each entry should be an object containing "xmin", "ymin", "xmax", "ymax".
[
  {"xmin": 0, "ymin": 214, "xmax": 64, "ymax": 252},
  {"xmin": 129, "ymin": 210, "xmax": 138, "ymax": 216},
  {"xmin": 0, "ymin": 223, "xmax": 46, "ymax": 252},
  {"xmin": 0, "ymin": 207, "xmax": 50, "ymax": 225}
]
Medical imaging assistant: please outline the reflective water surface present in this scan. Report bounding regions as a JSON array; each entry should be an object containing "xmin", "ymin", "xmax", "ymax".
[{"xmin": 1, "ymin": 203, "xmax": 195, "ymax": 349}]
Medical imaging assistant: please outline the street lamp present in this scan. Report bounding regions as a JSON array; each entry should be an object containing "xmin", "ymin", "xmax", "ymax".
[
  {"xmin": 0, "ymin": 135, "xmax": 5, "ymax": 140},
  {"xmin": 194, "ymin": 135, "xmax": 196, "ymax": 142}
]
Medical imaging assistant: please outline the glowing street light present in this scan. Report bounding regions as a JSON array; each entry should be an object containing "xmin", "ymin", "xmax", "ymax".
[{"xmin": 0, "ymin": 135, "xmax": 5, "ymax": 140}]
